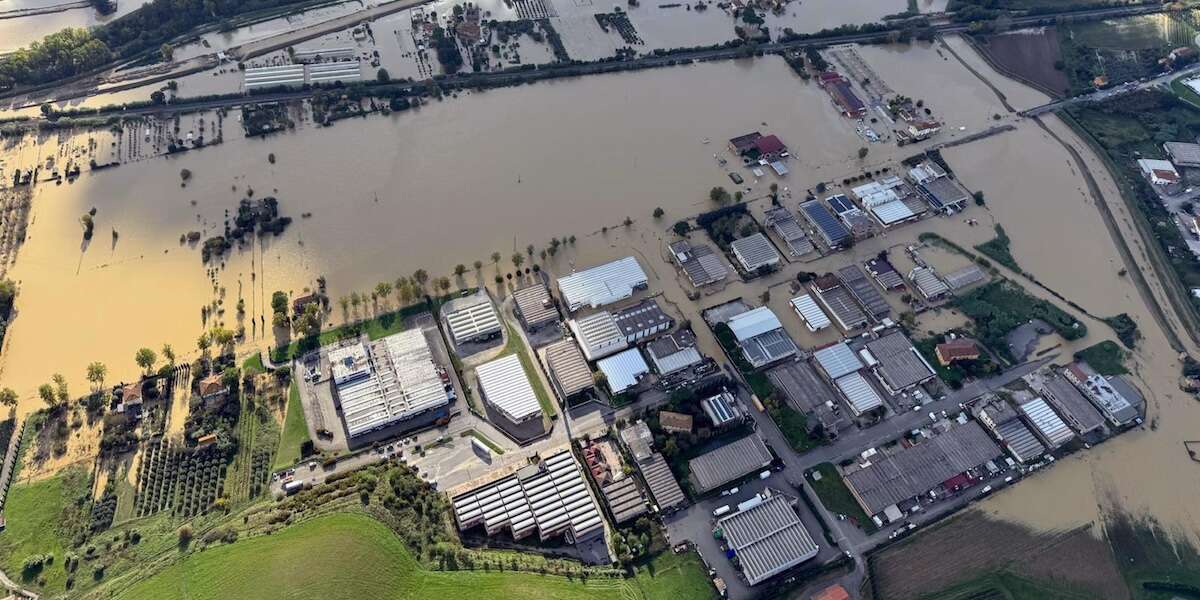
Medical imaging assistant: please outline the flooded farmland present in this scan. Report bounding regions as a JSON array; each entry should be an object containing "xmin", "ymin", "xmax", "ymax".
[{"xmin": 1, "ymin": 31, "xmax": 1200, "ymax": 574}]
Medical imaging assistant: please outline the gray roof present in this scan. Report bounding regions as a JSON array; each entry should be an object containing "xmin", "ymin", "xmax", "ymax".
[
  {"xmin": 545, "ymin": 339, "xmax": 593, "ymax": 399},
  {"xmin": 637, "ymin": 452, "xmax": 687, "ymax": 510},
  {"xmin": 740, "ymin": 328, "xmax": 798, "ymax": 368},
  {"xmin": 557, "ymin": 257, "xmax": 648, "ymax": 312},
  {"xmin": 671, "ymin": 241, "xmax": 729, "ymax": 287},
  {"xmin": 766, "ymin": 362, "xmax": 849, "ymax": 433},
  {"xmin": 764, "ymin": 207, "xmax": 814, "ymax": 257},
  {"xmin": 1020, "ymin": 398, "xmax": 1074, "ymax": 448},
  {"xmin": 620, "ymin": 421, "xmax": 654, "ymax": 461},
  {"xmin": 569, "ymin": 311, "xmax": 628, "ymax": 361},
  {"xmin": 331, "ymin": 330, "xmax": 451, "ymax": 438},
  {"xmin": 1031, "ymin": 371, "xmax": 1106, "ymax": 434},
  {"xmin": 811, "ymin": 284, "xmax": 869, "ymax": 331},
  {"xmin": 864, "ymin": 331, "xmax": 936, "ymax": 392},
  {"xmin": 689, "ymin": 435, "xmax": 773, "ymax": 493},
  {"xmin": 730, "ymin": 233, "xmax": 782, "ymax": 271},
  {"xmin": 843, "ymin": 422, "xmax": 1002, "ymax": 515},
  {"xmin": 943, "ymin": 265, "xmax": 987, "ymax": 291},
  {"xmin": 995, "ymin": 417, "xmax": 1046, "ymax": 463},
  {"xmin": 613, "ymin": 299, "xmax": 673, "ymax": 341},
  {"xmin": 837, "ymin": 265, "xmax": 890, "ymax": 320},
  {"xmin": 909, "ymin": 267, "xmax": 950, "ymax": 299},
  {"xmin": 1165, "ymin": 141, "xmax": 1200, "ymax": 167},
  {"xmin": 834, "ymin": 372, "xmax": 884, "ymax": 416},
  {"xmin": 919, "ymin": 177, "xmax": 970, "ymax": 210},
  {"xmin": 645, "ymin": 331, "xmax": 705, "ymax": 375},
  {"xmin": 813, "ymin": 342, "xmax": 863, "ymax": 380},
  {"xmin": 601, "ymin": 477, "xmax": 648, "ymax": 524},
  {"xmin": 800, "ymin": 200, "xmax": 850, "ymax": 246},
  {"xmin": 865, "ymin": 257, "xmax": 905, "ymax": 290},
  {"xmin": 513, "ymin": 283, "xmax": 559, "ymax": 328},
  {"xmin": 718, "ymin": 494, "xmax": 819, "ymax": 585}
]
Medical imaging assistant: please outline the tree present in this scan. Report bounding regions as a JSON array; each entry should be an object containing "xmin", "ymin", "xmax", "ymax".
[
  {"xmin": 526, "ymin": 244, "xmax": 534, "ymax": 257},
  {"xmin": 86, "ymin": 362, "xmax": 107, "ymax": 391},
  {"xmin": 160, "ymin": 43, "xmax": 173, "ymax": 61},
  {"xmin": 376, "ymin": 67, "xmax": 390, "ymax": 82},
  {"xmin": 375, "ymin": 281, "xmax": 392, "ymax": 301},
  {"xmin": 709, "ymin": 186, "xmax": 731, "ymax": 204},
  {"xmin": 511, "ymin": 253, "xmax": 524, "ymax": 268},
  {"xmin": 412, "ymin": 269, "xmax": 429, "ymax": 288},
  {"xmin": 973, "ymin": 190, "xmax": 986, "ymax": 206},
  {"xmin": 653, "ymin": 207, "xmax": 664, "ymax": 219},
  {"xmin": 38, "ymin": 384, "xmax": 55, "ymax": 408},
  {"xmin": 211, "ymin": 327, "xmax": 234, "ymax": 350},
  {"xmin": 295, "ymin": 302, "xmax": 322, "ymax": 337},
  {"xmin": 673, "ymin": 221, "xmax": 690, "ymax": 236},
  {"xmin": 491, "ymin": 252, "xmax": 501, "ymax": 265},
  {"xmin": 162, "ymin": 344, "xmax": 176, "ymax": 366},
  {"xmin": 0, "ymin": 388, "xmax": 16, "ymax": 408},
  {"xmin": 473, "ymin": 260, "xmax": 483, "ymax": 271},
  {"xmin": 135, "ymin": 348, "xmax": 157, "ymax": 374},
  {"xmin": 436, "ymin": 277, "xmax": 451, "ymax": 293},
  {"xmin": 52, "ymin": 373, "xmax": 69, "ymax": 406},
  {"xmin": 454, "ymin": 264, "xmax": 467, "ymax": 277},
  {"xmin": 339, "ymin": 296, "xmax": 350, "ymax": 314},
  {"xmin": 197, "ymin": 332, "xmax": 211, "ymax": 354},
  {"xmin": 623, "ymin": 216, "xmax": 633, "ymax": 227},
  {"xmin": 857, "ymin": 147, "xmax": 869, "ymax": 159}
]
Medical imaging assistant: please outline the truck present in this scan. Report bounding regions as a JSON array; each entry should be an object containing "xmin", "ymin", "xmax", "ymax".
[
  {"xmin": 283, "ymin": 480, "xmax": 304, "ymax": 495},
  {"xmin": 712, "ymin": 505, "xmax": 731, "ymax": 518}
]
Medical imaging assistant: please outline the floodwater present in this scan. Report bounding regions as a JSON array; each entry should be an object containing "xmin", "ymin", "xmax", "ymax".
[
  {"xmin": 2, "ymin": 34, "xmax": 1200, "ymax": 549},
  {"xmin": 0, "ymin": 0, "xmax": 151, "ymax": 53}
]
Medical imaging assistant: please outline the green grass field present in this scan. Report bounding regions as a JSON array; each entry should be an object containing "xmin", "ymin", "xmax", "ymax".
[
  {"xmin": 242, "ymin": 353, "xmax": 266, "ymax": 376},
  {"xmin": 273, "ymin": 381, "xmax": 311, "ymax": 471},
  {"xmin": 115, "ymin": 513, "xmax": 628, "ymax": 600},
  {"xmin": 628, "ymin": 550, "xmax": 718, "ymax": 600},
  {"xmin": 807, "ymin": 463, "xmax": 876, "ymax": 534},
  {"xmin": 0, "ymin": 472, "xmax": 75, "ymax": 591}
]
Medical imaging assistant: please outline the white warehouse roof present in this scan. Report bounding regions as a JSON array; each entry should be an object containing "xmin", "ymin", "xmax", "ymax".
[
  {"xmin": 597, "ymin": 348, "xmax": 649, "ymax": 394},
  {"xmin": 332, "ymin": 330, "xmax": 450, "ymax": 438},
  {"xmin": 476, "ymin": 354, "xmax": 543, "ymax": 423},
  {"xmin": 557, "ymin": 257, "xmax": 648, "ymax": 312},
  {"xmin": 718, "ymin": 493, "xmax": 819, "ymax": 585},
  {"xmin": 1020, "ymin": 398, "xmax": 1074, "ymax": 448},
  {"xmin": 730, "ymin": 233, "xmax": 781, "ymax": 272},
  {"xmin": 444, "ymin": 296, "xmax": 501, "ymax": 344},
  {"xmin": 790, "ymin": 294, "xmax": 831, "ymax": 331},
  {"xmin": 813, "ymin": 342, "xmax": 863, "ymax": 381},
  {"xmin": 569, "ymin": 311, "xmax": 628, "ymax": 361},
  {"xmin": 728, "ymin": 306, "xmax": 784, "ymax": 342},
  {"xmin": 834, "ymin": 372, "xmax": 883, "ymax": 416}
]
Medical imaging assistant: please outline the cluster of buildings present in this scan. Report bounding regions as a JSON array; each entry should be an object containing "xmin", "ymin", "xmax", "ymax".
[
  {"xmin": 243, "ymin": 60, "xmax": 363, "ymax": 90},
  {"xmin": 817, "ymin": 71, "xmax": 867, "ymax": 118},
  {"xmin": 1135, "ymin": 141, "xmax": 1200, "ymax": 260},
  {"xmin": 728, "ymin": 132, "xmax": 791, "ymax": 176}
]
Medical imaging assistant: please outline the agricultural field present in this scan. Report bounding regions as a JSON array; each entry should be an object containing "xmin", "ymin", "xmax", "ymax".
[
  {"xmin": 0, "ymin": 469, "xmax": 87, "ymax": 591},
  {"xmin": 115, "ymin": 513, "xmax": 627, "ymax": 600}
]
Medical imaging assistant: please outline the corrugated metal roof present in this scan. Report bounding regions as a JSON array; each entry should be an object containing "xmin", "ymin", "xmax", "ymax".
[
  {"xmin": 909, "ymin": 267, "xmax": 950, "ymax": 299},
  {"xmin": 1019, "ymin": 398, "xmax": 1074, "ymax": 448},
  {"xmin": 943, "ymin": 265, "xmax": 987, "ymax": 290},
  {"xmin": 791, "ymin": 294, "xmax": 831, "ymax": 331},
  {"xmin": 600, "ymin": 477, "xmax": 647, "ymax": 524},
  {"xmin": 864, "ymin": 331, "xmax": 935, "ymax": 392},
  {"xmin": 719, "ymin": 494, "xmax": 819, "ymax": 585},
  {"xmin": 1026, "ymin": 371, "xmax": 1106, "ymax": 434},
  {"xmin": 557, "ymin": 257, "xmax": 647, "ymax": 312},
  {"xmin": 995, "ymin": 418, "xmax": 1046, "ymax": 462},
  {"xmin": 728, "ymin": 307, "xmax": 783, "ymax": 342},
  {"xmin": 513, "ymin": 283, "xmax": 559, "ymax": 328},
  {"xmin": 730, "ymin": 233, "xmax": 781, "ymax": 271},
  {"xmin": 834, "ymin": 372, "xmax": 883, "ymax": 416},
  {"xmin": 811, "ymin": 284, "xmax": 869, "ymax": 332},
  {"xmin": 613, "ymin": 299, "xmax": 673, "ymax": 341},
  {"xmin": 689, "ymin": 434, "xmax": 773, "ymax": 493},
  {"xmin": 333, "ymin": 330, "xmax": 450, "ymax": 437},
  {"xmin": 646, "ymin": 332, "xmax": 704, "ymax": 375},
  {"xmin": 870, "ymin": 200, "xmax": 917, "ymax": 226},
  {"xmin": 597, "ymin": 348, "xmax": 649, "ymax": 394},
  {"xmin": 476, "ymin": 354, "xmax": 542, "ymax": 423},
  {"xmin": 568, "ymin": 312, "xmax": 628, "ymax": 361},
  {"xmin": 741, "ymin": 328, "xmax": 798, "ymax": 368},
  {"xmin": 545, "ymin": 339, "xmax": 593, "ymax": 398},
  {"xmin": 445, "ymin": 297, "xmax": 501, "ymax": 344},
  {"xmin": 813, "ymin": 343, "xmax": 862, "ymax": 380},
  {"xmin": 837, "ymin": 265, "xmax": 890, "ymax": 320},
  {"xmin": 637, "ymin": 452, "xmax": 686, "ymax": 509}
]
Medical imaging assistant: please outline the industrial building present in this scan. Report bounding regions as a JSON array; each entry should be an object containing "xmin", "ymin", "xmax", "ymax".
[
  {"xmin": 918, "ymin": 176, "xmax": 971, "ymax": 214},
  {"xmin": 307, "ymin": 61, "xmax": 362, "ymax": 84},
  {"xmin": 645, "ymin": 331, "xmax": 705, "ymax": 375},
  {"xmin": 716, "ymin": 492, "xmax": 819, "ymax": 586},
  {"xmin": 600, "ymin": 477, "xmax": 648, "ymax": 524},
  {"xmin": 790, "ymin": 294, "xmax": 832, "ymax": 332},
  {"xmin": 475, "ymin": 354, "xmax": 543, "ymax": 426},
  {"xmin": 328, "ymin": 330, "xmax": 451, "ymax": 438},
  {"xmin": 701, "ymin": 390, "xmax": 743, "ymax": 427},
  {"xmin": 668, "ymin": 240, "xmax": 730, "ymax": 288},
  {"xmin": 908, "ymin": 267, "xmax": 950, "ymax": 301},
  {"xmin": 837, "ymin": 265, "xmax": 890, "ymax": 321},
  {"xmin": 451, "ymin": 449, "xmax": 605, "ymax": 551},
  {"xmin": 843, "ymin": 422, "xmax": 1002, "ymax": 517},
  {"xmin": 811, "ymin": 274, "xmax": 869, "ymax": 332},
  {"xmin": 864, "ymin": 257, "xmax": 905, "ymax": 290},
  {"xmin": 689, "ymin": 434, "xmax": 774, "ymax": 494},
  {"xmin": 513, "ymin": 282, "xmax": 559, "ymax": 330},
  {"xmin": 767, "ymin": 362, "xmax": 850, "ymax": 437},
  {"xmin": 569, "ymin": 311, "xmax": 628, "ymax": 361},
  {"xmin": 1064, "ymin": 363, "xmax": 1142, "ymax": 426},
  {"xmin": 800, "ymin": 200, "xmax": 851, "ymax": 249},
  {"xmin": 818, "ymin": 72, "xmax": 867, "ymax": 117},
  {"xmin": 544, "ymin": 339, "xmax": 594, "ymax": 401},
  {"xmin": 974, "ymin": 397, "xmax": 1046, "ymax": 463},
  {"xmin": 1026, "ymin": 370, "xmax": 1106, "ymax": 436},
  {"xmin": 764, "ymin": 207, "xmax": 815, "ymax": 257},
  {"xmin": 613, "ymin": 299, "xmax": 673, "ymax": 343},
  {"xmin": 596, "ymin": 348, "xmax": 650, "ymax": 394},
  {"xmin": 1165, "ymin": 141, "xmax": 1200, "ymax": 168},
  {"xmin": 619, "ymin": 422, "xmax": 687, "ymax": 511},
  {"xmin": 853, "ymin": 177, "xmax": 922, "ymax": 229},
  {"xmin": 1019, "ymin": 397, "xmax": 1075, "ymax": 449},
  {"xmin": 942, "ymin": 265, "xmax": 987, "ymax": 291},
  {"xmin": 444, "ymin": 294, "xmax": 502, "ymax": 345},
  {"xmin": 243, "ymin": 64, "xmax": 306, "ymax": 89},
  {"xmin": 730, "ymin": 233, "xmax": 782, "ymax": 273},
  {"xmin": 833, "ymin": 372, "xmax": 884, "ymax": 417},
  {"xmin": 862, "ymin": 331, "xmax": 937, "ymax": 394},
  {"xmin": 813, "ymin": 342, "xmax": 863, "ymax": 382},
  {"xmin": 727, "ymin": 307, "xmax": 798, "ymax": 368},
  {"xmin": 557, "ymin": 257, "xmax": 648, "ymax": 312}
]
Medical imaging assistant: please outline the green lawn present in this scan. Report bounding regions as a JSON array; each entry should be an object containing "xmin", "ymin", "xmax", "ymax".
[
  {"xmin": 497, "ymin": 319, "xmax": 556, "ymax": 417},
  {"xmin": 628, "ymin": 550, "xmax": 718, "ymax": 600},
  {"xmin": 0, "ymin": 470, "xmax": 80, "ymax": 591},
  {"xmin": 242, "ymin": 353, "xmax": 266, "ymax": 376},
  {"xmin": 115, "ymin": 513, "xmax": 628, "ymax": 600},
  {"xmin": 1170, "ymin": 76, "xmax": 1200, "ymax": 110},
  {"xmin": 273, "ymin": 381, "xmax": 311, "ymax": 471},
  {"xmin": 1074, "ymin": 340, "xmax": 1128, "ymax": 376},
  {"xmin": 807, "ymin": 463, "xmax": 876, "ymax": 534}
]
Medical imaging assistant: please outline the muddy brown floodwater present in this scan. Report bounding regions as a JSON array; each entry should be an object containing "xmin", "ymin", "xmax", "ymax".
[{"xmin": 1, "ymin": 38, "xmax": 1199, "ymax": 549}]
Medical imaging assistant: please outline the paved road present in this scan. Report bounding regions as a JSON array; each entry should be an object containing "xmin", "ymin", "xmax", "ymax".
[{"xmin": 1022, "ymin": 61, "xmax": 1200, "ymax": 116}]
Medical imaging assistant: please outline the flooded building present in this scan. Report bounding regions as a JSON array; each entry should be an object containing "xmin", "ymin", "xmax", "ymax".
[
  {"xmin": 727, "ymin": 306, "xmax": 798, "ymax": 369},
  {"xmin": 908, "ymin": 267, "xmax": 950, "ymax": 301},
  {"xmin": 843, "ymin": 422, "xmax": 1002, "ymax": 517},
  {"xmin": 918, "ymin": 176, "xmax": 972, "ymax": 215},
  {"xmin": 243, "ymin": 64, "xmax": 305, "ymax": 89},
  {"xmin": 942, "ymin": 264, "xmax": 987, "ymax": 291},
  {"xmin": 557, "ymin": 256, "xmax": 648, "ymax": 312},
  {"xmin": 818, "ymin": 72, "xmax": 867, "ymax": 118},
  {"xmin": 810, "ymin": 274, "xmax": 869, "ymax": 332},
  {"xmin": 716, "ymin": 492, "xmax": 819, "ymax": 586},
  {"xmin": 569, "ymin": 311, "xmax": 628, "ymax": 361},
  {"xmin": 1026, "ymin": 369, "xmax": 1105, "ymax": 436},
  {"xmin": 1019, "ymin": 397, "xmax": 1075, "ymax": 449},
  {"xmin": 596, "ymin": 348, "xmax": 650, "ymax": 394},
  {"xmin": 689, "ymin": 434, "xmax": 773, "ymax": 494},
  {"xmin": 329, "ymin": 330, "xmax": 452, "ymax": 439},
  {"xmin": 790, "ymin": 294, "xmax": 832, "ymax": 332},
  {"xmin": 613, "ymin": 299, "xmax": 673, "ymax": 343},
  {"xmin": 513, "ymin": 283, "xmax": 559, "ymax": 331},
  {"xmin": 853, "ymin": 176, "xmax": 923, "ymax": 229},
  {"xmin": 764, "ymin": 207, "xmax": 815, "ymax": 257},
  {"xmin": 475, "ymin": 354, "xmax": 543, "ymax": 427},
  {"xmin": 864, "ymin": 257, "xmax": 905, "ymax": 291},
  {"xmin": 826, "ymin": 193, "xmax": 874, "ymax": 240},
  {"xmin": 837, "ymin": 265, "xmax": 891, "ymax": 321},
  {"xmin": 862, "ymin": 331, "xmax": 936, "ymax": 395},
  {"xmin": 668, "ymin": 240, "xmax": 730, "ymax": 288},
  {"xmin": 730, "ymin": 233, "xmax": 782, "ymax": 273},
  {"xmin": 444, "ymin": 294, "xmax": 502, "ymax": 345},
  {"xmin": 906, "ymin": 119, "xmax": 942, "ymax": 141},
  {"xmin": 645, "ymin": 331, "xmax": 705, "ymax": 376},
  {"xmin": 1064, "ymin": 363, "xmax": 1143, "ymax": 427},
  {"xmin": 544, "ymin": 339, "xmax": 594, "ymax": 402},
  {"xmin": 974, "ymin": 397, "xmax": 1046, "ymax": 464},
  {"xmin": 800, "ymin": 200, "xmax": 851, "ymax": 249}
]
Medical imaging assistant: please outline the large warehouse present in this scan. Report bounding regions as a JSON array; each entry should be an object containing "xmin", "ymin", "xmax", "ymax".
[
  {"xmin": 475, "ymin": 354, "xmax": 543, "ymax": 426},
  {"xmin": 557, "ymin": 257, "xmax": 648, "ymax": 312},
  {"xmin": 689, "ymin": 434, "xmax": 773, "ymax": 493},
  {"xmin": 329, "ymin": 330, "xmax": 451, "ymax": 438},
  {"xmin": 717, "ymin": 493, "xmax": 819, "ymax": 585},
  {"xmin": 444, "ymin": 294, "xmax": 502, "ymax": 345}
]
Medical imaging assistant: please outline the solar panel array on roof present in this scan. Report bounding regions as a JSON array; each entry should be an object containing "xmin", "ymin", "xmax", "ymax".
[
  {"xmin": 702, "ymin": 391, "xmax": 742, "ymax": 426},
  {"xmin": 569, "ymin": 311, "xmax": 628, "ymax": 361},
  {"xmin": 445, "ymin": 297, "xmax": 502, "ymax": 344},
  {"xmin": 332, "ymin": 330, "xmax": 451, "ymax": 438},
  {"xmin": 545, "ymin": 339, "xmax": 593, "ymax": 399},
  {"xmin": 730, "ymin": 233, "xmax": 781, "ymax": 272},
  {"xmin": 790, "ymin": 294, "xmax": 832, "ymax": 331},
  {"xmin": 557, "ymin": 257, "xmax": 648, "ymax": 312},
  {"xmin": 689, "ymin": 435, "xmax": 773, "ymax": 493},
  {"xmin": 476, "ymin": 354, "xmax": 543, "ymax": 424},
  {"xmin": 826, "ymin": 194, "xmax": 857, "ymax": 215},
  {"xmin": 513, "ymin": 283, "xmax": 559, "ymax": 328},
  {"xmin": 800, "ymin": 200, "xmax": 850, "ymax": 247},
  {"xmin": 837, "ymin": 265, "xmax": 890, "ymax": 320},
  {"xmin": 811, "ymin": 283, "xmax": 869, "ymax": 332},
  {"xmin": 719, "ymin": 494, "xmax": 819, "ymax": 585},
  {"xmin": 601, "ymin": 477, "xmax": 647, "ymax": 524},
  {"xmin": 597, "ymin": 348, "xmax": 650, "ymax": 394},
  {"xmin": 646, "ymin": 332, "xmax": 705, "ymax": 375},
  {"xmin": 452, "ymin": 449, "xmax": 604, "ymax": 543},
  {"xmin": 813, "ymin": 343, "xmax": 863, "ymax": 380},
  {"xmin": 834, "ymin": 372, "xmax": 883, "ymax": 416},
  {"xmin": 670, "ymin": 241, "xmax": 729, "ymax": 287},
  {"xmin": 1020, "ymin": 398, "xmax": 1074, "ymax": 448}
]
